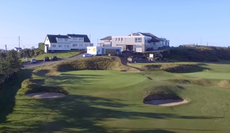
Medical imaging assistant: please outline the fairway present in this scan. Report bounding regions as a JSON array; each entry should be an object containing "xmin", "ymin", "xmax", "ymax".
[{"xmin": 1, "ymin": 62, "xmax": 230, "ymax": 133}]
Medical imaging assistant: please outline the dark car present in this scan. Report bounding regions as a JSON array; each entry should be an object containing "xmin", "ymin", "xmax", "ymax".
[
  {"xmin": 51, "ymin": 56, "xmax": 58, "ymax": 61},
  {"xmin": 43, "ymin": 57, "xmax": 50, "ymax": 62}
]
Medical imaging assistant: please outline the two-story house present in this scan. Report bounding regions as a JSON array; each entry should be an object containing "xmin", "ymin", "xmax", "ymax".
[
  {"xmin": 99, "ymin": 32, "xmax": 169, "ymax": 52},
  {"xmin": 44, "ymin": 34, "xmax": 93, "ymax": 53}
]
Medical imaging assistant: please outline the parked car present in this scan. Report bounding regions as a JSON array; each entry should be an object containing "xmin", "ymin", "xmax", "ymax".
[
  {"xmin": 51, "ymin": 56, "xmax": 58, "ymax": 61},
  {"xmin": 83, "ymin": 53, "xmax": 93, "ymax": 57},
  {"xmin": 31, "ymin": 58, "xmax": 36, "ymax": 63},
  {"xmin": 43, "ymin": 57, "xmax": 50, "ymax": 62}
]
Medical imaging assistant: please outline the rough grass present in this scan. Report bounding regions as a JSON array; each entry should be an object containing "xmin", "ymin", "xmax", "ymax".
[
  {"xmin": 31, "ymin": 56, "xmax": 134, "ymax": 76},
  {"xmin": 218, "ymin": 80, "xmax": 230, "ymax": 88},
  {"xmin": 19, "ymin": 78, "xmax": 68, "ymax": 95},
  {"xmin": 143, "ymin": 64, "xmax": 202, "ymax": 73},
  {"xmin": 162, "ymin": 46, "xmax": 230, "ymax": 62},
  {"xmin": 143, "ymin": 85, "xmax": 183, "ymax": 101},
  {"xmin": 21, "ymin": 50, "xmax": 80, "ymax": 62}
]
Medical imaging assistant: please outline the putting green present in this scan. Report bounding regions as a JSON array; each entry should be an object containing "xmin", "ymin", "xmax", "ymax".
[{"xmin": 45, "ymin": 70, "xmax": 148, "ymax": 90}]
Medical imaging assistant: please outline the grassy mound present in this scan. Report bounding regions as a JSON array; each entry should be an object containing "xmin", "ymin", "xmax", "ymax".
[
  {"xmin": 143, "ymin": 64, "xmax": 201, "ymax": 73},
  {"xmin": 162, "ymin": 46, "xmax": 230, "ymax": 62},
  {"xmin": 19, "ymin": 78, "xmax": 68, "ymax": 95},
  {"xmin": 143, "ymin": 85, "xmax": 183, "ymax": 101},
  {"xmin": 53, "ymin": 56, "xmax": 126, "ymax": 72},
  {"xmin": 193, "ymin": 78, "xmax": 214, "ymax": 86},
  {"xmin": 167, "ymin": 79, "xmax": 191, "ymax": 84},
  {"xmin": 218, "ymin": 80, "xmax": 230, "ymax": 88},
  {"xmin": 167, "ymin": 78, "xmax": 216, "ymax": 87}
]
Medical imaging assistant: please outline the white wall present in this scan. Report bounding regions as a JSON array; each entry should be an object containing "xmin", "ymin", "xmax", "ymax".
[
  {"xmin": 111, "ymin": 36, "xmax": 145, "ymax": 51},
  {"xmin": 87, "ymin": 46, "xmax": 97, "ymax": 55},
  {"xmin": 48, "ymin": 40, "xmax": 90, "ymax": 51}
]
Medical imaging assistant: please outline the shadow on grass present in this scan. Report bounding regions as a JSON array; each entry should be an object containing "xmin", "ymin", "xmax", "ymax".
[
  {"xmin": 2, "ymin": 94, "xmax": 221, "ymax": 133},
  {"xmin": 165, "ymin": 65, "xmax": 210, "ymax": 73},
  {"xmin": 33, "ymin": 69, "xmax": 50, "ymax": 77},
  {"xmin": 45, "ymin": 73, "xmax": 104, "ymax": 86},
  {"xmin": 0, "ymin": 69, "xmax": 33, "ymax": 124}
]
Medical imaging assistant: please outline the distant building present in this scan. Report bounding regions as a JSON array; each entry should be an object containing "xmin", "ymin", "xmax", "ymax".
[
  {"xmin": 0, "ymin": 49, "xmax": 6, "ymax": 52},
  {"xmin": 14, "ymin": 47, "xmax": 22, "ymax": 52},
  {"xmin": 98, "ymin": 32, "xmax": 170, "ymax": 52},
  {"xmin": 180, "ymin": 44, "xmax": 196, "ymax": 47},
  {"xmin": 44, "ymin": 34, "xmax": 93, "ymax": 53}
]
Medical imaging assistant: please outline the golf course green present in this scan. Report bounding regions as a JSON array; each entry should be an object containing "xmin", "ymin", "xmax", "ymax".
[{"xmin": 1, "ymin": 58, "xmax": 230, "ymax": 133}]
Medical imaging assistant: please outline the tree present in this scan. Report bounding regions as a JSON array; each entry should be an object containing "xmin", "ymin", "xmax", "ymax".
[
  {"xmin": 38, "ymin": 43, "xmax": 44, "ymax": 51},
  {"xmin": 6, "ymin": 50, "xmax": 22, "ymax": 73}
]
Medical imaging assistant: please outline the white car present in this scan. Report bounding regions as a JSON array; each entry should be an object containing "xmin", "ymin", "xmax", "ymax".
[
  {"xmin": 31, "ymin": 58, "xmax": 37, "ymax": 63},
  {"xmin": 83, "ymin": 53, "xmax": 93, "ymax": 57}
]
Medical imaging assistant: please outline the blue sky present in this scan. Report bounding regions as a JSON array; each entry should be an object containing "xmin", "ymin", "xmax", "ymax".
[{"xmin": 0, "ymin": 0, "xmax": 229, "ymax": 50}]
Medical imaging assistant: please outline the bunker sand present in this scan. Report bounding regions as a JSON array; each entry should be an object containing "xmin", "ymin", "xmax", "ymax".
[
  {"xmin": 27, "ymin": 92, "xmax": 66, "ymax": 99},
  {"xmin": 144, "ymin": 99, "xmax": 188, "ymax": 106}
]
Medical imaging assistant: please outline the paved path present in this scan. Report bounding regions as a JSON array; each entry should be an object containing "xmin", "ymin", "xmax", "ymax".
[
  {"xmin": 23, "ymin": 53, "xmax": 84, "ymax": 69},
  {"xmin": 118, "ymin": 56, "xmax": 145, "ymax": 71}
]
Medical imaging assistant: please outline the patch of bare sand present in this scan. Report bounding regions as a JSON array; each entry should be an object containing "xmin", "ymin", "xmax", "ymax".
[
  {"xmin": 144, "ymin": 99, "xmax": 188, "ymax": 106},
  {"xmin": 27, "ymin": 92, "xmax": 66, "ymax": 99}
]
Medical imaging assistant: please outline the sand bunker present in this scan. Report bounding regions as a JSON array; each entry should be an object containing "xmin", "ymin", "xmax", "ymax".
[
  {"xmin": 27, "ymin": 92, "xmax": 66, "ymax": 99},
  {"xmin": 144, "ymin": 99, "xmax": 188, "ymax": 106}
]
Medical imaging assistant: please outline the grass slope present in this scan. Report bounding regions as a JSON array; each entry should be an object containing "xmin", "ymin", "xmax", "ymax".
[
  {"xmin": 21, "ymin": 51, "xmax": 80, "ymax": 62},
  {"xmin": 1, "ymin": 60, "xmax": 230, "ymax": 132}
]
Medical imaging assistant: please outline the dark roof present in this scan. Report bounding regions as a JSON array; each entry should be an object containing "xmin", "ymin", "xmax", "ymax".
[
  {"xmin": 67, "ymin": 34, "xmax": 90, "ymax": 42},
  {"xmin": 100, "ymin": 36, "xmax": 112, "ymax": 40},
  {"xmin": 46, "ymin": 34, "xmax": 90, "ymax": 43},
  {"xmin": 140, "ymin": 32, "xmax": 160, "ymax": 42},
  {"xmin": 47, "ymin": 35, "xmax": 68, "ymax": 43}
]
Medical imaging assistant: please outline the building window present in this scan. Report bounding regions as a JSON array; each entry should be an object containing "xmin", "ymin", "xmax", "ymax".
[
  {"xmin": 67, "ymin": 45, "xmax": 69, "ymax": 48},
  {"xmin": 118, "ymin": 38, "xmax": 120, "ymax": 42},
  {"xmin": 116, "ymin": 38, "xmax": 118, "ymax": 42},
  {"xmin": 135, "ymin": 38, "xmax": 142, "ymax": 43},
  {"xmin": 73, "ymin": 44, "xmax": 78, "ymax": 47},
  {"xmin": 52, "ymin": 45, "xmax": 56, "ymax": 47},
  {"xmin": 79, "ymin": 38, "xmax": 84, "ymax": 42},
  {"xmin": 58, "ymin": 45, "xmax": 62, "ymax": 47},
  {"xmin": 121, "ymin": 38, "xmax": 123, "ymax": 42}
]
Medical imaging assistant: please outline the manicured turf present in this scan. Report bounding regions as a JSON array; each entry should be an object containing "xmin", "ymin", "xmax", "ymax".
[
  {"xmin": 21, "ymin": 51, "xmax": 80, "ymax": 62},
  {"xmin": 1, "ymin": 62, "xmax": 230, "ymax": 132}
]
